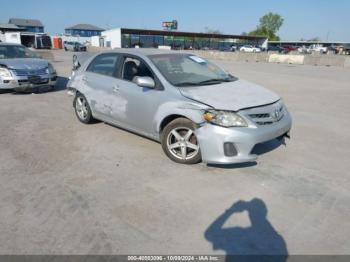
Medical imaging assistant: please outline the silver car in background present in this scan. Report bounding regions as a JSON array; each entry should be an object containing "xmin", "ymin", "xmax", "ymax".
[
  {"xmin": 0, "ymin": 43, "xmax": 57, "ymax": 92},
  {"xmin": 68, "ymin": 49, "xmax": 292, "ymax": 165},
  {"xmin": 64, "ymin": 41, "xmax": 87, "ymax": 52}
]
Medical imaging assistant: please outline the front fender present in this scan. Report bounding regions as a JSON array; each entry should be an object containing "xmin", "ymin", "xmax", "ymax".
[{"xmin": 154, "ymin": 100, "xmax": 209, "ymax": 133}]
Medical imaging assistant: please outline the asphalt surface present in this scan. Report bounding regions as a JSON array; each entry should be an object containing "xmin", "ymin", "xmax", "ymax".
[{"xmin": 0, "ymin": 50, "xmax": 349, "ymax": 255}]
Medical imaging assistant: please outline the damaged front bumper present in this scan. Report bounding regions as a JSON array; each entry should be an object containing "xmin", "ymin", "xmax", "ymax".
[{"xmin": 195, "ymin": 109, "xmax": 292, "ymax": 164}]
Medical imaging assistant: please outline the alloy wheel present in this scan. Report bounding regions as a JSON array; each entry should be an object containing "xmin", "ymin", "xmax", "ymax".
[
  {"xmin": 76, "ymin": 96, "xmax": 89, "ymax": 120},
  {"xmin": 166, "ymin": 127, "xmax": 200, "ymax": 161}
]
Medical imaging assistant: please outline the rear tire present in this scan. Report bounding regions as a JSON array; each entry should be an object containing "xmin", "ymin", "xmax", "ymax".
[
  {"xmin": 161, "ymin": 118, "xmax": 201, "ymax": 165},
  {"xmin": 74, "ymin": 93, "xmax": 93, "ymax": 124}
]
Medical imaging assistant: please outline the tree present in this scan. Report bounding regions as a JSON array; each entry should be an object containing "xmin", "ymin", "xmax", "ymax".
[
  {"xmin": 204, "ymin": 27, "xmax": 222, "ymax": 34},
  {"xmin": 308, "ymin": 37, "xmax": 321, "ymax": 42},
  {"xmin": 248, "ymin": 12, "xmax": 284, "ymax": 41}
]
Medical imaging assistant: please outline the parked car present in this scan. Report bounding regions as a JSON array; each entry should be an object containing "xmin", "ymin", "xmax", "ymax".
[
  {"xmin": 218, "ymin": 46, "xmax": 236, "ymax": 52},
  {"xmin": 239, "ymin": 45, "xmax": 261, "ymax": 53},
  {"xmin": 64, "ymin": 41, "xmax": 87, "ymax": 52},
  {"xmin": 307, "ymin": 44, "xmax": 328, "ymax": 54},
  {"xmin": 218, "ymin": 47, "xmax": 231, "ymax": 52},
  {"xmin": 230, "ymin": 44, "xmax": 242, "ymax": 52},
  {"xmin": 297, "ymin": 45, "xmax": 311, "ymax": 54},
  {"xmin": 339, "ymin": 44, "xmax": 350, "ymax": 55},
  {"xmin": 282, "ymin": 45, "xmax": 298, "ymax": 53},
  {"xmin": 326, "ymin": 45, "xmax": 341, "ymax": 54},
  {"xmin": 267, "ymin": 45, "xmax": 288, "ymax": 54},
  {"xmin": 68, "ymin": 49, "xmax": 292, "ymax": 165},
  {"xmin": 0, "ymin": 43, "xmax": 57, "ymax": 92}
]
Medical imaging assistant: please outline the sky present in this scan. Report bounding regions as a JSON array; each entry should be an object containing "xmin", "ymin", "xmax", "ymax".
[{"xmin": 1, "ymin": 0, "xmax": 350, "ymax": 41}]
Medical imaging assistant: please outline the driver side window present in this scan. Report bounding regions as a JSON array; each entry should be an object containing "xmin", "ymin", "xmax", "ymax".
[{"xmin": 122, "ymin": 57, "xmax": 154, "ymax": 82}]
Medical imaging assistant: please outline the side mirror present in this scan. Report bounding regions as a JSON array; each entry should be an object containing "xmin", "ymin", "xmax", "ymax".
[{"xmin": 134, "ymin": 76, "xmax": 155, "ymax": 88}]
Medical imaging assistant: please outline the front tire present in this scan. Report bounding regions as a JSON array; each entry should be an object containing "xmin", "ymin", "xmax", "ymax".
[
  {"xmin": 161, "ymin": 118, "xmax": 201, "ymax": 164},
  {"xmin": 74, "ymin": 93, "xmax": 93, "ymax": 124}
]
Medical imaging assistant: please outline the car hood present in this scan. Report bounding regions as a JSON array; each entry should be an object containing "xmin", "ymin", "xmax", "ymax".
[
  {"xmin": 179, "ymin": 79, "xmax": 280, "ymax": 111},
  {"xmin": 0, "ymin": 58, "xmax": 49, "ymax": 70}
]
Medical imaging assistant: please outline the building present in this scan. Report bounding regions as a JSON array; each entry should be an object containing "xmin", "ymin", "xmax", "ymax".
[
  {"xmin": 65, "ymin": 24, "xmax": 104, "ymax": 37},
  {"xmin": 93, "ymin": 27, "xmax": 268, "ymax": 50},
  {"xmin": 9, "ymin": 18, "xmax": 44, "ymax": 33},
  {"xmin": 0, "ymin": 23, "xmax": 25, "ymax": 33}
]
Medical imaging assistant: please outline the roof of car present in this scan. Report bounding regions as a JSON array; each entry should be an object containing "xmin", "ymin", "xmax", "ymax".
[{"xmin": 106, "ymin": 48, "xmax": 191, "ymax": 57}]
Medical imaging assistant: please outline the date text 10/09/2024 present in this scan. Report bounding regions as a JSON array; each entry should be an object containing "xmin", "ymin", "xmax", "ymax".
[{"xmin": 127, "ymin": 256, "xmax": 219, "ymax": 261}]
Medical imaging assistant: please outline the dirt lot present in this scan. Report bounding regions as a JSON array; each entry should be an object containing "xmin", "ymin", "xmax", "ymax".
[{"xmin": 0, "ymin": 50, "xmax": 349, "ymax": 255}]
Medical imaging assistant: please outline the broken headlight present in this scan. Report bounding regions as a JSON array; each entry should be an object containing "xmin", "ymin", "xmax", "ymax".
[{"xmin": 203, "ymin": 110, "xmax": 248, "ymax": 127}]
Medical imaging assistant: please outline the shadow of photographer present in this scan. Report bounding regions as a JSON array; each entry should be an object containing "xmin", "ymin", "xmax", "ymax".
[{"xmin": 205, "ymin": 198, "xmax": 288, "ymax": 262}]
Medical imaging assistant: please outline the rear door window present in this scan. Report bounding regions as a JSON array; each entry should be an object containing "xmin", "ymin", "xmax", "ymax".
[{"xmin": 87, "ymin": 53, "xmax": 120, "ymax": 77}]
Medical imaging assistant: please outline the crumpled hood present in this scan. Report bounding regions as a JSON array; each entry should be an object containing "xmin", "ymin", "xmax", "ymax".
[
  {"xmin": 179, "ymin": 79, "xmax": 280, "ymax": 111},
  {"xmin": 0, "ymin": 58, "xmax": 48, "ymax": 70}
]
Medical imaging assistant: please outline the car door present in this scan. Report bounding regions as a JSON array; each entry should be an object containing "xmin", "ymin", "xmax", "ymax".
[
  {"xmin": 109, "ymin": 55, "xmax": 164, "ymax": 138},
  {"xmin": 81, "ymin": 53, "xmax": 121, "ymax": 121}
]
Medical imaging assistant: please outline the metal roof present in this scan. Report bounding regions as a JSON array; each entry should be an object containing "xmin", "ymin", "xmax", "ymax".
[
  {"xmin": 9, "ymin": 18, "xmax": 44, "ymax": 27},
  {"xmin": 119, "ymin": 28, "xmax": 267, "ymax": 40},
  {"xmin": 0, "ymin": 23, "xmax": 23, "ymax": 30},
  {"xmin": 65, "ymin": 24, "xmax": 105, "ymax": 31}
]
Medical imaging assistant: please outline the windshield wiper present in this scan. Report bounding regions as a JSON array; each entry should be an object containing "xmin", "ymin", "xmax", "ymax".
[
  {"xmin": 197, "ymin": 78, "xmax": 233, "ymax": 85},
  {"xmin": 175, "ymin": 82, "xmax": 202, "ymax": 87},
  {"xmin": 175, "ymin": 76, "xmax": 236, "ymax": 87}
]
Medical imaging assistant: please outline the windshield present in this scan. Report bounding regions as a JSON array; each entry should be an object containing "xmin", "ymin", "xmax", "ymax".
[
  {"xmin": 0, "ymin": 45, "xmax": 38, "ymax": 59},
  {"xmin": 149, "ymin": 54, "xmax": 237, "ymax": 86}
]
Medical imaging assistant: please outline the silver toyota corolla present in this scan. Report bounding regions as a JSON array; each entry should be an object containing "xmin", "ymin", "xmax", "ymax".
[
  {"xmin": 68, "ymin": 49, "xmax": 292, "ymax": 165},
  {"xmin": 0, "ymin": 43, "xmax": 57, "ymax": 92}
]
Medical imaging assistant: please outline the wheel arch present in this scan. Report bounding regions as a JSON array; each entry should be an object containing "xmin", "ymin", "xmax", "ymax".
[
  {"xmin": 155, "ymin": 102, "xmax": 207, "ymax": 135},
  {"xmin": 159, "ymin": 114, "xmax": 190, "ymax": 133},
  {"xmin": 72, "ymin": 90, "xmax": 82, "ymax": 107}
]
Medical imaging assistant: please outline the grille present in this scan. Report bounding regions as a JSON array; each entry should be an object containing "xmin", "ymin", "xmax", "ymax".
[
  {"xmin": 249, "ymin": 113, "xmax": 270, "ymax": 118},
  {"xmin": 12, "ymin": 68, "xmax": 48, "ymax": 76},
  {"xmin": 28, "ymin": 76, "xmax": 49, "ymax": 84},
  {"xmin": 255, "ymin": 121, "xmax": 274, "ymax": 125},
  {"xmin": 246, "ymin": 103, "xmax": 284, "ymax": 126}
]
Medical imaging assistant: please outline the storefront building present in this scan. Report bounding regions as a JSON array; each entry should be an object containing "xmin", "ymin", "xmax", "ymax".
[{"xmin": 94, "ymin": 28, "xmax": 267, "ymax": 50}]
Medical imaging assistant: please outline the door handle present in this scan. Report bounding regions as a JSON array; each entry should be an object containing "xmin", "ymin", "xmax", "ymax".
[
  {"xmin": 113, "ymin": 85, "xmax": 120, "ymax": 93},
  {"xmin": 82, "ymin": 76, "xmax": 88, "ymax": 83}
]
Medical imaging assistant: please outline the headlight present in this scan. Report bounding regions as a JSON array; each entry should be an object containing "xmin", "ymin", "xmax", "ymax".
[
  {"xmin": 203, "ymin": 110, "xmax": 248, "ymax": 127},
  {"xmin": 46, "ymin": 63, "xmax": 56, "ymax": 74},
  {"xmin": 0, "ymin": 67, "xmax": 12, "ymax": 77}
]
